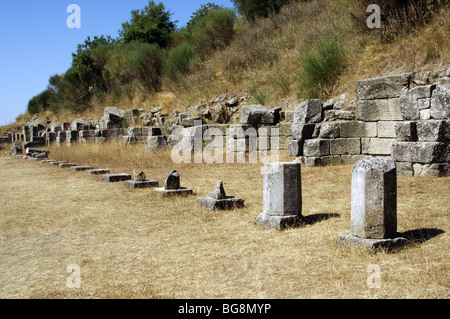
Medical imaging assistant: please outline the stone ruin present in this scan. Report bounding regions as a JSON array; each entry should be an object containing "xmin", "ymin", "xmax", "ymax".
[
  {"xmin": 1, "ymin": 67, "xmax": 449, "ymax": 178},
  {"xmin": 336, "ymin": 157, "xmax": 411, "ymax": 252},
  {"xmin": 124, "ymin": 169, "xmax": 159, "ymax": 189},
  {"xmin": 256, "ymin": 162, "xmax": 304, "ymax": 230},
  {"xmin": 155, "ymin": 170, "xmax": 193, "ymax": 196},
  {"xmin": 197, "ymin": 181, "xmax": 245, "ymax": 211}
]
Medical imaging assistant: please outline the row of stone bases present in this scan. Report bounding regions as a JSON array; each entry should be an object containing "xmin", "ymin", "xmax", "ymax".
[{"xmin": 256, "ymin": 158, "xmax": 412, "ymax": 252}]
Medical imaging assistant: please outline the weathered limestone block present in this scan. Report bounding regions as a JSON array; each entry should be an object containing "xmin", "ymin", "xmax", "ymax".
[
  {"xmin": 290, "ymin": 123, "xmax": 315, "ymax": 141},
  {"xmin": 430, "ymin": 85, "xmax": 450, "ymax": 119},
  {"xmin": 86, "ymin": 169, "xmax": 110, "ymax": 175},
  {"xmin": 145, "ymin": 136, "xmax": 168, "ymax": 152},
  {"xmin": 303, "ymin": 139, "xmax": 330, "ymax": 157},
  {"xmin": 399, "ymin": 85, "xmax": 435, "ymax": 120},
  {"xmin": 416, "ymin": 120, "xmax": 449, "ymax": 142},
  {"xmin": 50, "ymin": 123, "xmax": 62, "ymax": 133},
  {"xmin": 71, "ymin": 166, "xmax": 94, "ymax": 171},
  {"xmin": 59, "ymin": 163, "xmax": 77, "ymax": 168},
  {"xmin": 377, "ymin": 121, "xmax": 397, "ymax": 138},
  {"xmin": 351, "ymin": 157, "xmax": 398, "ymax": 239},
  {"xmin": 356, "ymin": 98, "xmax": 403, "ymax": 121},
  {"xmin": 362, "ymin": 138, "xmax": 395, "ymax": 156},
  {"xmin": 133, "ymin": 169, "xmax": 146, "ymax": 181},
  {"xmin": 395, "ymin": 121, "xmax": 417, "ymax": 141},
  {"xmin": 287, "ymin": 140, "xmax": 303, "ymax": 157},
  {"xmin": 336, "ymin": 158, "xmax": 411, "ymax": 252},
  {"xmin": 356, "ymin": 73, "xmax": 411, "ymax": 100},
  {"xmin": 197, "ymin": 181, "xmax": 245, "ymax": 211},
  {"xmin": 256, "ymin": 162, "xmax": 304, "ymax": 230},
  {"xmin": 124, "ymin": 179, "xmax": 159, "ymax": 189},
  {"xmin": 155, "ymin": 170, "xmax": 193, "ymax": 196},
  {"xmin": 318, "ymin": 122, "xmax": 340, "ymax": 138},
  {"xmin": 103, "ymin": 173, "xmax": 132, "ymax": 182},
  {"xmin": 413, "ymin": 163, "xmax": 449, "ymax": 177},
  {"xmin": 293, "ymin": 99, "xmax": 322, "ymax": 124},
  {"xmin": 392, "ymin": 141, "xmax": 448, "ymax": 163},
  {"xmin": 241, "ymin": 105, "xmax": 274, "ymax": 126},
  {"xmin": 330, "ymin": 138, "xmax": 361, "ymax": 155},
  {"xmin": 11, "ymin": 143, "xmax": 22, "ymax": 155},
  {"xmin": 71, "ymin": 118, "xmax": 89, "ymax": 131}
]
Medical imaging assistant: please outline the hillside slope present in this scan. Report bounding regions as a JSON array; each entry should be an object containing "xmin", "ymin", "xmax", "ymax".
[{"xmin": 2, "ymin": 0, "xmax": 449, "ymax": 133}]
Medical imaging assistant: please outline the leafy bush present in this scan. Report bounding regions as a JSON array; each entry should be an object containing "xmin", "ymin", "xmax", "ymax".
[
  {"xmin": 297, "ymin": 38, "xmax": 347, "ymax": 99},
  {"xmin": 119, "ymin": 1, "xmax": 176, "ymax": 48},
  {"xmin": 164, "ymin": 43, "xmax": 196, "ymax": 81},
  {"xmin": 103, "ymin": 42, "xmax": 164, "ymax": 93},
  {"xmin": 189, "ymin": 8, "xmax": 236, "ymax": 59}
]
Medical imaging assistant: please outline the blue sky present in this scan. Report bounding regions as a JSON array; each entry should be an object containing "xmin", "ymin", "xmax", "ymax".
[{"xmin": 0, "ymin": 0, "xmax": 234, "ymax": 126}]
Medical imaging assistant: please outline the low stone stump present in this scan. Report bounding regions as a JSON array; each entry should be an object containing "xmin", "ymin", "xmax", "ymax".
[
  {"xmin": 59, "ymin": 163, "xmax": 77, "ymax": 168},
  {"xmin": 50, "ymin": 161, "xmax": 67, "ymax": 165},
  {"xmin": 86, "ymin": 169, "xmax": 110, "ymax": 175},
  {"xmin": 256, "ymin": 162, "xmax": 304, "ymax": 230},
  {"xmin": 71, "ymin": 166, "xmax": 95, "ymax": 171},
  {"xmin": 197, "ymin": 181, "xmax": 244, "ymax": 211},
  {"xmin": 124, "ymin": 169, "xmax": 159, "ymax": 189},
  {"xmin": 336, "ymin": 157, "xmax": 411, "ymax": 252},
  {"xmin": 125, "ymin": 180, "xmax": 159, "ymax": 189},
  {"xmin": 155, "ymin": 170, "xmax": 193, "ymax": 196},
  {"xmin": 103, "ymin": 173, "xmax": 132, "ymax": 182}
]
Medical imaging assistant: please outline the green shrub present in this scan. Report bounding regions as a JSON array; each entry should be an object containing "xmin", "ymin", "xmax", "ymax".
[
  {"xmin": 119, "ymin": 1, "xmax": 176, "ymax": 48},
  {"xmin": 104, "ymin": 42, "xmax": 164, "ymax": 93},
  {"xmin": 164, "ymin": 43, "xmax": 196, "ymax": 81},
  {"xmin": 189, "ymin": 8, "xmax": 236, "ymax": 59},
  {"xmin": 297, "ymin": 38, "xmax": 347, "ymax": 99}
]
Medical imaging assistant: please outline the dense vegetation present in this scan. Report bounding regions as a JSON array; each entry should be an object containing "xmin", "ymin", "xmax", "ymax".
[{"xmin": 25, "ymin": 0, "xmax": 449, "ymax": 119}]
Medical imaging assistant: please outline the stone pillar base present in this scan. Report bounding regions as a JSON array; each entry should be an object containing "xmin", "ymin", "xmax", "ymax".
[
  {"xmin": 336, "ymin": 232, "xmax": 411, "ymax": 252},
  {"xmin": 256, "ymin": 212, "xmax": 304, "ymax": 230}
]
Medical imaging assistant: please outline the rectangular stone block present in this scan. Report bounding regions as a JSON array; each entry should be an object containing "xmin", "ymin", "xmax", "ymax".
[
  {"xmin": 430, "ymin": 85, "xmax": 450, "ymax": 119},
  {"xmin": 357, "ymin": 73, "xmax": 411, "ymax": 100},
  {"xmin": 86, "ymin": 169, "xmax": 110, "ymax": 175},
  {"xmin": 71, "ymin": 166, "xmax": 95, "ymax": 171},
  {"xmin": 290, "ymin": 123, "xmax": 315, "ymax": 141},
  {"xmin": 303, "ymin": 139, "xmax": 330, "ymax": 157},
  {"xmin": 357, "ymin": 98, "xmax": 403, "ymax": 121},
  {"xmin": 351, "ymin": 157, "xmax": 397, "ymax": 239},
  {"xmin": 330, "ymin": 138, "xmax": 361, "ymax": 155},
  {"xmin": 377, "ymin": 121, "xmax": 397, "ymax": 138},
  {"xmin": 416, "ymin": 120, "xmax": 449, "ymax": 142},
  {"xmin": 339, "ymin": 121, "xmax": 377, "ymax": 138},
  {"xmin": 103, "ymin": 173, "xmax": 132, "ymax": 182},
  {"xmin": 392, "ymin": 141, "xmax": 448, "ymax": 163},
  {"xmin": 287, "ymin": 140, "xmax": 303, "ymax": 157},
  {"xmin": 362, "ymin": 138, "xmax": 395, "ymax": 156},
  {"xmin": 395, "ymin": 121, "xmax": 417, "ymax": 141},
  {"xmin": 262, "ymin": 162, "xmax": 302, "ymax": 217}
]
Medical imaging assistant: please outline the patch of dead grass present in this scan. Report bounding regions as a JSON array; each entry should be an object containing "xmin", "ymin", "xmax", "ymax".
[{"xmin": 0, "ymin": 146, "xmax": 448, "ymax": 299}]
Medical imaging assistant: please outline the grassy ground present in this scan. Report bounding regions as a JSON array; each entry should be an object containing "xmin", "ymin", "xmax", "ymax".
[{"xmin": 0, "ymin": 144, "xmax": 449, "ymax": 299}]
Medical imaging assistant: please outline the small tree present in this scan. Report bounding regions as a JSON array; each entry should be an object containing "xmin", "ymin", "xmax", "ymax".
[{"xmin": 119, "ymin": 1, "xmax": 176, "ymax": 48}]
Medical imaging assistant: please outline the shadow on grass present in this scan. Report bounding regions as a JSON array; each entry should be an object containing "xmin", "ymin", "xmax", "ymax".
[
  {"xmin": 399, "ymin": 228, "xmax": 445, "ymax": 244},
  {"xmin": 303, "ymin": 213, "xmax": 341, "ymax": 225}
]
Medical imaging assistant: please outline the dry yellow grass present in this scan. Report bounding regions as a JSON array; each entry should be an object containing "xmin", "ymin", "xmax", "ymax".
[{"xmin": 0, "ymin": 143, "xmax": 449, "ymax": 299}]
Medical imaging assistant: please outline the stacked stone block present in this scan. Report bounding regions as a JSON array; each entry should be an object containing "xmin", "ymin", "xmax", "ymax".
[{"xmin": 393, "ymin": 84, "xmax": 449, "ymax": 177}]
